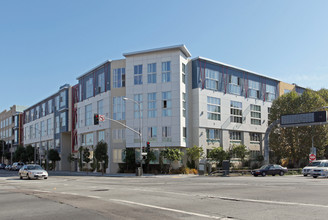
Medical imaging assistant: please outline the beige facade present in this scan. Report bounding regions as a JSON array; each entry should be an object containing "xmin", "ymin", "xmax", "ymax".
[
  {"xmin": 0, "ymin": 105, "xmax": 27, "ymax": 163},
  {"xmin": 279, "ymin": 81, "xmax": 296, "ymax": 95}
]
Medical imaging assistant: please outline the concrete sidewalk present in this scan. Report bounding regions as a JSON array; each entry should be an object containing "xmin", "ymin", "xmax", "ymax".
[{"xmin": 47, "ymin": 170, "xmax": 199, "ymax": 178}]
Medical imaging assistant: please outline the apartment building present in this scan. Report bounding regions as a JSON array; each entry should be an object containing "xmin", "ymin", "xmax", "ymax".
[
  {"xmin": 23, "ymin": 84, "xmax": 71, "ymax": 170},
  {"xmin": 0, "ymin": 105, "xmax": 27, "ymax": 163},
  {"xmin": 18, "ymin": 44, "xmax": 305, "ymax": 173}
]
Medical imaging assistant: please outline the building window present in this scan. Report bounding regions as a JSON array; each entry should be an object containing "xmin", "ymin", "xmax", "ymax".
[
  {"xmin": 182, "ymin": 93, "xmax": 186, "ymax": 118},
  {"xmin": 113, "ymin": 97, "xmax": 125, "ymax": 120},
  {"xmin": 133, "ymin": 127, "xmax": 141, "ymax": 143},
  {"xmin": 147, "ymin": 63, "xmax": 157, "ymax": 84},
  {"xmin": 113, "ymin": 149, "xmax": 124, "ymax": 163},
  {"xmin": 48, "ymin": 99, "xmax": 53, "ymax": 114},
  {"xmin": 183, "ymin": 127, "xmax": 187, "ymax": 142},
  {"xmin": 113, "ymin": 68, "xmax": 126, "ymax": 88},
  {"xmin": 60, "ymin": 91, "xmax": 66, "ymax": 108},
  {"xmin": 182, "ymin": 63, "xmax": 186, "ymax": 84},
  {"xmin": 250, "ymin": 132, "xmax": 261, "ymax": 143},
  {"xmin": 86, "ymin": 77, "xmax": 94, "ymax": 99},
  {"xmin": 229, "ymin": 75, "xmax": 241, "ymax": 95},
  {"xmin": 97, "ymin": 71, "xmax": 105, "ymax": 93},
  {"xmin": 206, "ymin": 129, "xmax": 220, "ymax": 142},
  {"xmin": 47, "ymin": 118, "xmax": 52, "ymax": 135},
  {"xmin": 98, "ymin": 130, "xmax": 105, "ymax": 142},
  {"xmin": 55, "ymin": 116, "xmax": 59, "ymax": 133},
  {"xmin": 113, "ymin": 129, "xmax": 125, "ymax": 142},
  {"xmin": 248, "ymin": 80, "xmax": 260, "ymax": 99},
  {"xmin": 97, "ymin": 100, "xmax": 104, "ymax": 116},
  {"xmin": 134, "ymin": 94, "xmax": 143, "ymax": 119},
  {"xmin": 230, "ymin": 131, "xmax": 242, "ymax": 144},
  {"xmin": 29, "ymin": 125, "xmax": 33, "ymax": 139},
  {"xmin": 251, "ymin": 104, "xmax": 261, "ymax": 125},
  {"xmin": 162, "ymin": 61, "xmax": 171, "ymax": 83},
  {"xmin": 41, "ymin": 103, "xmax": 46, "ymax": 117},
  {"xmin": 55, "ymin": 96, "xmax": 59, "ymax": 111},
  {"xmin": 148, "ymin": 127, "xmax": 157, "ymax": 141},
  {"xmin": 148, "ymin": 93, "xmax": 157, "ymax": 118},
  {"xmin": 85, "ymin": 104, "xmax": 92, "ymax": 126},
  {"xmin": 40, "ymin": 121, "xmax": 45, "ymax": 137},
  {"xmin": 30, "ymin": 109, "xmax": 35, "ymax": 121},
  {"xmin": 268, "ymin": 107, "xmax": 271, "ymax": 120},
  {"xmin": 162, "ymin": 91, "xmax": 172, "ymax": 117},
  {"xmin": 60, "ymin": 112, "xmax": 66, "ymax": 128},
  {"xmin": 266, "ymin": 84, "xmax": 276, "ymax": 101},
  {"xmin": 205, "ymin": 69, "xmax": 219, "ymax": 90},
  {"xmin": 230, "ymin": 101, "xmax": 242, "ymax": 123},
  {"xmin": 207, "ymin": 96, "xmax": 220, "ymax": 121},
  {"xmin": 134, "ymin": 65, "xmax": 143, "ymax": 85},
  {"xmin": 82, "ymin": 133, "xmax": 93, "ymax": 146},
  {"xmin": 35, "ymin": 106, "xmax": 40, "ymax": 119},
  {"xmin": 35, "ymin": 123, "xmax": 39, "ymax": 138},
  {"xmin": 162, "ymin": 126, "xmax": 172, "ymax": 142}
]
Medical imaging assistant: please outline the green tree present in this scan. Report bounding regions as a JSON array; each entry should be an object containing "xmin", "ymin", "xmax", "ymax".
[
  {"xmin": 186, "ymin": 145, "xmax": 204, "ymax": 169},
  {"xmin": 48, "ymin": 149, "xmax": 61, "ymax": 170},
  {"xmin": 13, "ymin": 146, "xmax": 27, "ymax": 163},
  {"xmin": 94, "ymin": 141, "xmax": 108, "ymax": 175},
  {"xmin": 269, "ymin": 90, "xmax": 328, "ymax": 166},
  {"xmin": 25, "ymin": 145, "xmax": 34, "ymax": 163},
  {"xmin": 145, "ymin": 150, "xmax": 157, "ymax": 173},
  {"xmin": 83, "ymin": 148, "xmax": 91, "ymax": 173},
  {"xmin": 207, "ymin": 147, "xmax": 228, "ymax": 167},
  {"xmin": 160, "ymin": 148, "xmax": 184, "ymax": 173},
  {"xmin": 230, "ymin": 144, "xmax": 249, "ymax": 161},
  {"xmin": 123, "ymin": 148, "xmax": 136, "ymax": 172}
]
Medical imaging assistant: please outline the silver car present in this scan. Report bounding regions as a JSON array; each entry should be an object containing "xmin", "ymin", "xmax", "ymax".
[
  {"xmin": 18, "ymin": 164, "xmax": 48, "ymax": 180},
  {"xmin": 302, "ymin": 160, "xmax": 328, "ymax": 176},
  {"xmin": 311, "ymin": 162, "xmax": 328, "ymax": 178}
]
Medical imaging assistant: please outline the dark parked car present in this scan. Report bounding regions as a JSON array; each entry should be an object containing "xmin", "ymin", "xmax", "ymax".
[
  {"xmin": 251, "ymin": 164, "xmax": 287, "ymax": 177},
  {"xmin": 5, "ymin": 164, "xmax": 12, "ymax": 170},
  {"xmin": 0, "ymin": 163, "xmax": 6, "ymax": 169},
  {"xmin": 12, "ymin": 162, "xmax": 24, "ymax": 171}
]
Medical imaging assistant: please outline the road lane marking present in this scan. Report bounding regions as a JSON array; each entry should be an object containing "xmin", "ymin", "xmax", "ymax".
[
  {"xmin": 110, "ymin": 199, "xmax": 232, "ymax": 219},
  {"xmin": 87, "ymin": 195, "xmax": 101, "ymax": 199},
  {"xmin": 211, "ymin": 195, "xmax": 328, "ymax": 209},
  {"xmin": 33, "ymin": 190, "xmax": 51, "ymax": 193}
]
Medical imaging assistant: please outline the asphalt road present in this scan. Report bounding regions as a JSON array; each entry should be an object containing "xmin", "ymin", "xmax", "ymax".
[{"xmin": 1, "ymin": 170, "xmax": 328, "ymax": 220}]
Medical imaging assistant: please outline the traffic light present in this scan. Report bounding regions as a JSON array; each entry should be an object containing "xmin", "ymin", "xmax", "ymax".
[
  {"xmin": 94, "ymin": 114, "xmax": 99, "ymax": 125},
  {"xmin": 146, "ymin": 142, "xmax": 150, "ymax": 153}
]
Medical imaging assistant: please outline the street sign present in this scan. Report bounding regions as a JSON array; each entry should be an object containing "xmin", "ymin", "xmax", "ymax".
[
  {"xmin": 280, "ymin": 111, "xmax": 327, "ymax": 127},
  {"xmin": 309, "ymin": 154, "xmax": 316, "ymax": 161},
  {"xmin": 141, "ymin": 152, "xmax": 148, "ymax": 156},
  {"xmin": 99, "ymin": 115, "xmax": 105, "ymax": 122}
]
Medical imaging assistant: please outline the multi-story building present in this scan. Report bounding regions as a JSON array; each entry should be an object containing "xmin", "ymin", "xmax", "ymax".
[
  {"xmin": 18, "ymin": 44, "xmax": 305, "ymax": 173},
  {"xmin": 23, "ymin": 84, "xmax": 71, "ymax": 170},
  {"xmin": 0, "ymin": 105, "xmax": 27, "ymax": 164},
  {"xmin": 71, "ymin": 45, "xmax": 305, "ymax": 173}
]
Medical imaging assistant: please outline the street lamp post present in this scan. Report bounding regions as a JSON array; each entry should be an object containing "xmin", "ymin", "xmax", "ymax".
[{"xmin": 123, "ymin": 97, "xmax": 143, "ymax": 175}]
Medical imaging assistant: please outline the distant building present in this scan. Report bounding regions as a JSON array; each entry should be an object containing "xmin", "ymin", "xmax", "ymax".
[
  {"xmin": 23, "ymin": 84, "xmax": 71, "ymax": 170},
  {"xmin": 0, "ymin": 105, "xmax": 27, "ymax": 164}
]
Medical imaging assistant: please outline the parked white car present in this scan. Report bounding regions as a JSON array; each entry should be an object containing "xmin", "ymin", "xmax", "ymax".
[
  {"xmin": 311, "ymin": 161, "xmax": 328, "ymax": 178},
  {"xmin": 18, "ymin": 164, "xmax": 48, "ymax": 180},
  {"xmin": 302, "ymin": 160, "xmax": 328, "ymax": 176}
]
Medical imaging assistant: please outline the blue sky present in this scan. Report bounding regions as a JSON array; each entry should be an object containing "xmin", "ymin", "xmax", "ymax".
[{"xmin": 1, "ymin": 0, "xmax": 327, "ymax": 112}]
